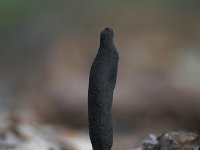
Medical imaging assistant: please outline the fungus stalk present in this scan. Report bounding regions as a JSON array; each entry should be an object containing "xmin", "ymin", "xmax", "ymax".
[{"xmin": 88, "ymin": 27, "xmax": 119, "ymax": 150}]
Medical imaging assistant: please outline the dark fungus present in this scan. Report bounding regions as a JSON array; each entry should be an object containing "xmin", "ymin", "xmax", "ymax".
[{"xmin": 88, "ymin": 27, "xmax": 119, "ymax": 150}]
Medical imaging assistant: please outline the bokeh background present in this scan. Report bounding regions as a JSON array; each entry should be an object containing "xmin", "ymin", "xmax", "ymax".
[{"xmin": 1, "ymin": 0, "xmax": 200, "ymax": 149}]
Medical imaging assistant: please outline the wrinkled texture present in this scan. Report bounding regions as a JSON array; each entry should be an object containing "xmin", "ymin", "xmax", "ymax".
[{"xmin": 88, "ymin": 27, "xmax": 119, "ymax": 150}]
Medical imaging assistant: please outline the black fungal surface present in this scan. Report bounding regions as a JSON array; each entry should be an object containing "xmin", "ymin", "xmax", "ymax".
[{"xmin": 88, "ymin": 27, "xmax": 119, "ymax": 150}]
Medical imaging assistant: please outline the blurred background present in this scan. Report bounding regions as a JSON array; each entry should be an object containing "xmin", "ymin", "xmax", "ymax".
[{"xmin": 1, "ymin": 0, "xmax": 200, "ymax": 149}]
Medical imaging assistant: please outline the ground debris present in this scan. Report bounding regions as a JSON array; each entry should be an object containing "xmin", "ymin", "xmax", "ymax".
[
  {"xmin": 0, "ymin": 112, "xmax": 91, "ymax": 150},
  {"xmin": 134, "ymin": 131, "xmax": 200, "ymax": 150}
]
